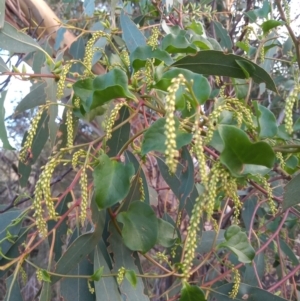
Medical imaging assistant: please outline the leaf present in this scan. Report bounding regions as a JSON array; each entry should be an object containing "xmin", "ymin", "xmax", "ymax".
[
  {"xmin": 125, "ymin": 270, "xmax": 137, "ymax": 288},
  {"xmin": 39, "ymin": 282, "xmax": 52, "ymax": 301},
  {"xmin": 91, "ymin": 266, "xmax": 104, "ymax": 281},
  {"xmin": 117, "ymin": 201, "xmax": 158, "ymax": 253},
  {"xmin": 196, "ymin": 230, "xmax": 225, "ymax": 254},
  {"xmin": 262, "ymin": 20, "xmax": 285, "ymax": 36},
  {"xmin": 0, "ymin": 22, "xmax": 41, "ymax": 53},
  {"xmin": 141, "ymin": 117, "xmax": 192, "ymax": 155},
  {"xmin": 0, "ymin": 209, "xmax": 23, "ymax": 260},
  {"xmin": 130, "ymin": 45, "xmax": 173, "ymax": 71},
  {"xmin": 156, "ymin": 218, "xmax": 177, "ymax": 247},
  {"xmin": 0, "ymin": 0, "xmax": 4, "ymax": 29},
  {"xmin": 187, "ymin": 20, "xmax": 204, "ymax": 35},
  {"xmin": 235, "ymin": 60, "xmax": 255, "ymax": 78},
  {"xmin": 93, "ymin": 154, "xmax": 135, "ymax": 210},
  {"xmin": 179, "ymin": 283, "xmax": 206, "ymax": 301},
  {"xmin": 91, "ymin": 69, "xmax": 135, "ymax": 110},
  {"xmin": 244, "ymin": 253, "xmax": 265, "ymax": 286},
  {"xmin": 94, "ymin": 240, "xmax": 123, "ymax": 301},
  {"xmin": 172, "ymin": 50, "xmax": 277, "ymax": 92},
  {"xmin": 218, "ymin": 125, "xmax": 275, "ymax": 176},
  {"xmin": 0, "ymin": 91, "xmax": 14, "ymax": 149},
  {"xmin": 84, "ymin": 0, "xmax": 95, "ymax": 17},
  {"xmin": 120, "ymin": 11, "xmax": 146, "ymax": 53},
  {"xmin": 70, "ymin": 37, "xmax": 86, "ymax": 74},
  {"xmin": 191, "ymin": 35, "xmax": 213, "ymax": 50},
  {"xmin": 213, "ymin": 21, "xmax": 233, "ymax": 51},
  {"xmin": 60, "ymin": 255, "xmax": 95, "ymax": 301},
  {"xmin": 161, "ymin": 30, "xmax": 197, "ymax": 54},
  {"xmin": 218, "ymin": 225, "xmax": 255, "ymax": 263},
  {"xmin": 0, "ymin": 56, "xmax": 9, "ymax": 72},
  {"xmin": 210, "ymin": 283, "xmax": 287, "ymax": 301},
  {"xmin": 4, "ymin": 274, "xmax": 23, "ymax": 301},
  {"xmin": 52, "ymin": 209, "xmax": 106, "ymax": 284},
  {"xmin": 107, "ymin": 106, "xmax": 130, "ymax": 157},
  {"xmin": 253, "ymin": 102, "xmax": 277, "ymax": 138},
  {"xmin": 108, "ymin": 225, "xmax": 150, "ymax": 301},
  {"xmin": 54, "ymin": 27, "xmax": 67, "ymax": 51},
  {"xmin": 15, "ymin": 82, "xmax": 47, "ymax": 114},
  {"xmin": 283, "ymin": 173, "xmax": 300, "ymax": 210},
  {"xmin": 155, "ymin": 68, "xmax": 211, "ymax": 105}
]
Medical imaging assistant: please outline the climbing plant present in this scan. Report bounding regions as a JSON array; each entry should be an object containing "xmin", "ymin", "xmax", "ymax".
[{"xmin": 1, "ymin": 0, "xmax": 300, "ymax": 300}]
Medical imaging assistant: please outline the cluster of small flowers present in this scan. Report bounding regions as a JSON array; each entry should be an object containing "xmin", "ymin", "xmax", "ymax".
[
  {"xmin": 145, "ymin": 59, "xmax": 153, "ymax": 88},
  {"xmin": 120, "ymin": 49, "xmax": 130, "ymax": 68},
  {"xmin": 117, "ymin": 267, "xmax": 126, "ymax": 284},
  {"xmin": 36, "ymin": 269, "xmax": 43, "ymax": 283},
  {"xmin": 20, "ymin": 266, "xmax": 28, "ymax": 284},
  {"xmin": 156, "ymin": 252, "xmax": 171, "ymax": 265},
  {"xmin": 165, "ymin": 74, "xmax": 187, "ymax": 174},
  {"xmin": 276, "ymin": 152, "xmax": 285, "ymax": 169},
  {"xmin": 66, "ymin": 109, "xmax": 74, "ymax": 148},
  {"xmin": 256, "ymin": 174, "xmax": 277, "ymax": 215},
  {"xmin": 192, "ymin": 116, "xmax": 208, "ymax": 186},
  {"xmin": 88, "ymin": 280, "xmax": 95, "ymax": 294},
  {"xmin": 56, "ymin": 62, "xmax": 72, "ymax": 99},
  {"xmin": 283, "ymin": 0, "xmax": 290, "ymax": 25},
  {"xmin": 33, "ymin": 156, "xmax": 60, "ymax": 237},
  {"xmin": 83, "ymin": 31, "xmax": 107, "ymax": 75},
  {"xmin": 147, "ymin": 26, "xmax": 160, "ymax": 50},
  {"xmin": 79, "ymin": 167, "xmax": 88, "ymax": 226},
  {"xmin": 139, "ymin": 177, "xmax": 145, "ymax": 202},
  {"xmin": 285, "ymin": 87, "xmax": 299, "ymax": 135},
  {"xmin": 105, "ymin": 101, "xmax": 126, "ymax": 139},
  {"xmin": 72, "ymin": 149, "xmax": 86, "ymax": 170},
  {"xmin": 73, "ymin": 96, "xmax": 81, "ymax": 108},
  {"xmin": 229, "ymin": 267, "xmax": 241, "ymax": 299},
  {"xmin": 19, "ymin": 106, "xmax": 44, "ymax": 163},
  {"xmin": 260, "ymin": 44, "xmax": 265, "ymax": 63},
  {"xmin": 182, "ymin": 197, "xmax": 203, "ymax": 280},
  {"xmin": 225, "ymin": 178, "xmax": 242, "ymax": 224},
  {"xmin": 244, "ymin": 26, "xmax": 252, "ymax": 50}
]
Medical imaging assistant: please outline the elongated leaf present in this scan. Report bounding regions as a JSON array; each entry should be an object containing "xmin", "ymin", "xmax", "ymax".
[
  {"xmin": 244, "ymin": 253, "xmax": 265, "ymax": 286},
  {"xmin": 157, "ymin": 218, "xmax": 177, "ymax": 247},
  {"xmin": 120, "ymin": 11, "xmax": 146, "ymax": 53},
  {"xmin": 84, "ymin": 0, "xmax": 95, "ymax": 16},
  {"xmin": 0, "ymin": 22, "xmax": 41, "ymax": 53},
  {"xmin": 262, "ymin": 20, "xmax": 285, "ymax": 36},
  {"xmin": 39, "ymin": 282, "xmax": 52, "ymax": 301},
  {"xmin": 179, "ymin": 283, "xmax": 206, "ymax": 301},
  {"xmin": 94, "ymin": 240, "xmax": 122, "ymax": 301},
  {"xmin": 107, "ymin": 106, "xmax": 130, "ymax": 157},
  {"xmin": 4, "ymin": 274, "xmax": 23, "ymax": 301},
  {"xmin": 196, "ymin": 230, "xmax": 225, "ymax": 254},
  {"xmin": 108, "ymin": 225, "xmax": 150, "ymax": 301},
  {"xmin": 219, "ymin": 125, "xmax": 275, "ymax": 176},
  {"xmin": 218, "ymin": 225, "xmax": 255, "ymax": 263},
  {"xmin": 0, "ymin": 91, "xmax": 14, "ymax": 149},
  {"xmin": 93, "ymin": 154, "xmax": 135, "ymax": 209},
  {"xmin": 130, "ymin": 45, "xmax": 173, "ymax": 71},
  {"xmin": 52, "ymin": 209, "xmax": 105, "ymax": 284},
  {"xmin": 0, "ymin": 56, "xmax": 9, "ymax": 72},
  {"xmin": 141, "ymin": 117, "xmax": 192, "ymax": 155},
  {"xmin": 0, "ymin": 0, "xmax": 4, "ymax": 29},
  {"xmin": 213, "ymin": 21, "xmax": 232, "ymax": 51},
  {"xmin": 172, "ymin": 50, "xmax": 277, "ymax": 92},
  {"xmin": 283, "ymin": 173, "xmax": 300, "ymax": 210},
  {"xmin": 54, "ymin": 27, "xmax": 67, "ymax": 51},
  {"xmin": 117, "ymin": 201, "xmax": 158, "ymax": 252},
  {"xmin": 210, "ymin": 283, "xmax": 286, "ymax": 301},
  {"xmin": 15, "ymin": 82, "xmax": 47, "ymax": 114}
]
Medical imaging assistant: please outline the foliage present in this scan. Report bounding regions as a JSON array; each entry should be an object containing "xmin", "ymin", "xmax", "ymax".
[{"xmin": 1, "ymin": 0, "xmax": 300, "ymax": 300}]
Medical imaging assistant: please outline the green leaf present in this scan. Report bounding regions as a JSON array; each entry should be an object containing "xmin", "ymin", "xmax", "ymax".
[
  {"xmin": 262, "ymin": 20, "xmax": 285, "ymax": 36},
  {"xmin": 235, "ymin": 60, "xmax": 255, "ymax": 78},
  {"xmin": 253, "ymin": 102, "xmax": 277, "ymax": 138},
  {"xmin": 117, "ymin": 201, "xmax": 158, "ymax": 253},
  {"xmin": 39, "ymin": 282, "xmax": 52, "ymax": 301},
  {"xmin": 130, "ymin": 45, "xmax": 173, "ymax": 71},
  {"xmin": 196, "ymin": 230, "xmax": 225, "ymax": 254},
  {"xmin": 41, "ymin": 270, "xmax": 51, "ymax": 282},
  {"xmin": 244, "ymin": 253, "xmax": 265, "ymax": 286},
  {"xmin": 191, "ymin": 35, "xmax": 213, "ymax": 50},
  {"xmin": 52, "ymin": 209, "xmax": 105, "ymax": 284},
  {"xmin": 73, "ymin": 78, "xmax": 93, "ymax": 108},
  {"xmin": 107, "ymin": 106, "xmax": 130, "ymax": 157},
  {"xmin": 218, "ymin": 225, "xmax": 255, "ymax": 263},
  {"xmin": 172, "ymin": 50, "xmax": 277, "ymax": 92},
  {"xmin": 93, "ymin": 154, "xmax": 135, "ymax": 209},
  {"xmin": 0, "ymin": 91, "xmax": 14, "ymax": 149},
  {"xmin": 15, "ymin": 82, "xmax": 47, "ymax": 114},
  {"xmin": 4, "ymin": 274, "xmax": 23, "ymax": 301},
  {"xmin": 141, "ymin": 117, "xmax": 192, "ymax": 155},
  {"xmin": 161, "ymin": 30, "xmax": 197, "ymax": 54},
  {"xmin": 155, "ymin": 68, "xmax": 211, "ymax": 105},
  {"xmin": 125, "ymin": 270, "xmax": 137, "ymax": 288},
  {"xmin": 0, "ymin": 22, "xmax": 41, "ymax": 53},
  {"xmin": 108, "ymin": 225, "xmax": 150, "ymax": 301},
  {"xmin": 90, "ymin": 69, "xmax": 135, "ymax": 110},
  {"xmin": 91, "ymin": 266, "xmax": 104, "ymax": 281},
  {"xmin": 94, "ymin": 240, "xmax": 123, "ymax": 301},
  {"xmin": 179, "ymin": 283, "xmax": 206, "ymax": 301},
  {"xmin": 0, "ymin": 0, "xmax": 4, "ymax": 29},
  {"xmin": 283, "ymin": 173, "xmax": 300, "ymax": 210},
  {"xmin": 218, "ymin": 125, "xmax": 275, "ymax": 176},
  {"xmin": 156, "ymin": 218, "xmax": 177, "ymax": 247},
  {"xmin": 213, "ymin": 21, "xmax": 233, "ymax": 51},
  {"xmin": 187, "ymin": 20, "xmax": 204, "ymax": 35},
  {"xmin": 210, "ymin": 283, "xmax": 287, "ymax": 301},
  {"xmin": 0, "ymin": 57, "xmax": 9, "ymax": 72},
  {"xmin": 120, "ymin": 11, "xmax": 146, "ymax": 53}
]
